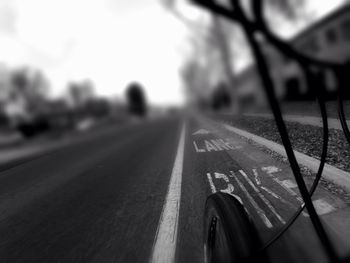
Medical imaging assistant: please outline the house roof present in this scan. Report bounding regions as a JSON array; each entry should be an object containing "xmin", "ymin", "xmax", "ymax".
[
  {"xmin": 290, "ymin": 3, "xmax": 350, "ymax": 44},
  {"xmin": 236, "ymin": 3, "xmax": 350, "ymax": 81}
]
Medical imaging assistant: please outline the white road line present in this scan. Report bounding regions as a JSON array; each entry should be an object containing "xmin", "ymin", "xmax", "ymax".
[
  {"xmin": 192, "ymin": 129, "xmax": 210, "ymax": 135},
  {"xmin": 232, "ymin": 174, "xmax": 273, "ymax": 228},
  {"xmin": 224, "ymin": 123, "xmax": 350, "ymax": 193},
  {"xmin": 260, "ymin": 186, "xmax": 308, "ymax": 217},
  {"xmin": 266, "ymin": 176, "xmax": 311, "ymax": 216},
  {"xmin": 261, "ymin": 186, "xmax": 290, "ymax": 204},
  {"xmin": 281, "ymin": 179, "xmax": 297, "ymax": 189},
  {"xmin": 206, "ymin": 173, "xmax": 217, "ymax": 193},
  {"xmin": 193, "ymin": 141, "xmax": 205, "ymax": 153},
  {"xmin": 262, "ymin": 166, "xmax": 281, "ymax": 174},
  {"xmin": 262, "ymin": 168, "xmax": 303, "ymax": 203},
  {"xmin": 238, "ymin": 170, "xmax": 286, "ymax": 225},
  {"xmin": 252, "ymin": 169, "xmax": 261, "ymax": 185},
  {"xmin": 313, "ymin": 199, "xmax": 336, "ymax": 215},
  {"xmin": 214, "ymin": 172, "xmax": 230, "ymax": 183},
  {"xmin": 150, "ymin": 123, "xmax": 186, "ymax": 263},
  {"xmin": 220, "ymin": 184, "xmax": 235, "ymax": 195},
  {"xmin": 270, "ymin": 177, "xmax": 303, "ymax": 203},
  {"xmin": 212, "ymin": 171, "xmax": 242, "ymax": 203}
]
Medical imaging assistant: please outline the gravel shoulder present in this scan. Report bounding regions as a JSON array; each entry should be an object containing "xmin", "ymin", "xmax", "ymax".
[
  {"xmin": 244, "ymin": 101, "xmax": 350, "ymax": 119},
  {"xmin": 216, "ymin": 115, "xmax": 350, "ymax": 173}
]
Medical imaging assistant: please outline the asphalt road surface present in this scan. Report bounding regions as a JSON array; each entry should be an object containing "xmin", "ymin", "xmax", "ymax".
[{"xmin": 0, "ymin": 115, "xmax": 349, "ymax": 263}]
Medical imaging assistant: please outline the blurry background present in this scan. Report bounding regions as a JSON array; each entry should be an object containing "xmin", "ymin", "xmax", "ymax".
[
  {"xmin": 0, "ymin": 2, "xmax": 350, "ymax": 262},
  {"xmin": 0, "ymin": 0, "xmax": 349, "ymax": 142}
]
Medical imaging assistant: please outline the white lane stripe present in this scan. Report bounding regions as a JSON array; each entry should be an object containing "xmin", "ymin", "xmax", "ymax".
[
  {"xmin": 232, "ymin": 174, "xmax": 273, "ymax": 228},
  {"xmin": 238, "ymin": 170, "xmax": 286, "ymax": 225},
  {"xmin": 270, "ymin": 177, "xmax": 303, "ymax": 203},
  {"xmin": 150, "ymin": 123, "xmax": 186, "ymax": 263},
  {"xmin": 260, "ymin": 186, "xmax": 308, "ymax": 217},
  {"xmin": 313, "ymin": 199, "xmax": 335, "ymax": 215},
  {"xmin": 206, "ymin": 173, "xmax": 217, "ymax": 193},
  {"xmin": 252, "ymin": 169, "xmax": 261, "ymax": 185},
  {"xmin": 214, "ymin": 172, "xmax": 230, "ymax": 183},
  {"xmin": 213, "ymin": 172, "xmax": 242, "ymax": 204},
  {"xmin": 262, "ymin": 169, "xmax": 303, "ymax": 203},
  {"xmin": 261, "ymin": 186, "xmax": 290, "ymax": 204},
  {"xmin": 281, "ymin": 179, "xmax": 297, "ymax": 189}
]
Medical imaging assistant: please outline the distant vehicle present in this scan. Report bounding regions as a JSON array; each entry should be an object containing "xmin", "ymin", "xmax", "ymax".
[
  {"xmin": 76, "ymin": 118, "xmax": 95, "ymax": 131},
  {"xmin": 126, "ymin": 82, "xmax": 148, "ymax": 117},
  {"xmin": 8, "ymin": 103, "xmax": 73, "ymax": 138},
  {"xmin": 16, "ymin": 115, "xmax": 51, "ymax": 138}
]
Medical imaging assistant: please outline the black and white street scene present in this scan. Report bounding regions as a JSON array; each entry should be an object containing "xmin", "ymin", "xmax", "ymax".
[{"xmin": 0, "ymin": 0, "xmax": 350, "ymax": 262}]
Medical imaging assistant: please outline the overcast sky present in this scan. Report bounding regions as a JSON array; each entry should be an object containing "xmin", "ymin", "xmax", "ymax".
[{"xmin": 0, "ymin": 0, "xmax": 346, "ymax": 105}]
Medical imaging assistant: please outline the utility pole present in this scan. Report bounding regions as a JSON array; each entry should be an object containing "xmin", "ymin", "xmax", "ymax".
[{"xmin": 211, "ymin": 15, "xmax": 240, "ymax": 114}]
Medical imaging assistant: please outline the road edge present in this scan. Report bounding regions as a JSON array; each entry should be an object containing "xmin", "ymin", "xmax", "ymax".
[
  {"xmin": 150, "ymin": 122, "xmax": 186, "ymax": 263},
  {"xmin": 222, "ymin": 123, "xmax": 350, "ymax": 193}
]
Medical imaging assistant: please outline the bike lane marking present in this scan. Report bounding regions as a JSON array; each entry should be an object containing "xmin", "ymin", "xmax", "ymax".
[
  {"xmin": 192, "ymin": 138, "xmax": 243, "ymax": 153},
  {"xmin": 232, "ymin": 173, "xmax": 273, "ymax": 228},
  {"xmin": 238, "ymin": 170, "xmax": 286, "ymax": 224},
  {"xmin": 206, "ymin": 173, "xmax": 217, "ymax": 193},
  {"xmin": 150, "ymin": 122, "xmax": 186, "ymax": 263},
  {"xmin": 182, "ymin": 119, "xmax": 348, "ymax": 262},
  {"xmin": 200, "ymin": 133, "xmax": 339, "ymax": 220},
  {"xmin": 260, "ymin": 166, "xmax": 338, "ymax": 217},
  {"xmin": 262, "ymin": 166, "xmax": 303, "ymax": 203},
  {"xmin": 194, "ymin": 125, "xmax": 340, "ymax": 228},
  {"xmin": 194, "ymin": 126, "xmax": 286, "ymax": 229},
  {"xmin": 206, "ymin": 169, "xmax": 285, "ymax": 228}
]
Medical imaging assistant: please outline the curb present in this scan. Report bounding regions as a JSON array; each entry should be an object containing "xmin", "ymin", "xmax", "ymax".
[
  {"xmin": 223, "ymin": 123, "xmax": 350, "ymax": 193},
  {"xmin": 242, "ymin": 113, "xmax": 350, "ymax": 131}
]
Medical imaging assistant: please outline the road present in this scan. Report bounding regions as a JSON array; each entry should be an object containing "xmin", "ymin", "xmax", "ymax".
[{"xmin": 0, "ymin": 115, "xmax": 349, "ymax": 262}]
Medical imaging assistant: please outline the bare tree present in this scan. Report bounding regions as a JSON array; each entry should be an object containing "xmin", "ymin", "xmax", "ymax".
[
  {"xmin": 160, "ymin": 0, "xmax": 307, "ymax": 114},
  {"xmin": 126, "ymin": 82, "xmax": 148, "ymax": 117},
  {"xmin": 210, "ymin": 16, "xmax": 240, "ymax": 113},
  {"xmin": 181, "ymin": 57, "xmax": 211, "ymax": 107},
  {"xmin": 10, "ymin": 67, "xmax": 50, "ymax": 114}
]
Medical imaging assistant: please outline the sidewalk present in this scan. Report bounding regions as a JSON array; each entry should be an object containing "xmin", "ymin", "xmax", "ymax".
[
  {"xmin": 223, "ymin": 122, "xmax": 350, "ymax": 193},
  {"xmin": 0, "ymin": 132, "xmax": 23, "ymax": 147},
  {"xmin": 244, "ymin": 113, "xmax": 350, "ymax": 130},
  {"xmin": 195, "ymin": 115, "xmax": 350, "ymax": 259},
  {"xmin": 0, "ymin": 120, "xmax": 136, "ymax": 170},
  {"xmin": 0, "ymin": 134, "xmax": 73, "ymax": 169},
  {"xmin": 203, "ymin": 113, "xmax": 350, "ymax": 193}
]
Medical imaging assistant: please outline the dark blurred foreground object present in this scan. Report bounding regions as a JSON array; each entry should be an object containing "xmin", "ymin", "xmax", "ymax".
[
  {"xmin": 17, "ymin": 116, "xmax": 51, "ymax": 138},
  {"xmin": 126, "ymin": 82, "xmax": 147, "ymax": 117},
  {"xmin": 212, "ymin": 82, "xmax": 231, "ymax": 111},
  {"xmin": 190, "ymin": 0, "xmax": 350, "ymax": 261},
  {"xmin": 204, "ymin": 193, "xmax": 266, "ymax": 263}
]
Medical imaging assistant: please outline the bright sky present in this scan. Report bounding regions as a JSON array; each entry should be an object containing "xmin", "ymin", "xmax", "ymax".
[{"xmin": 0, "ymin": 0, "xmax": 346, "ymax": 105}]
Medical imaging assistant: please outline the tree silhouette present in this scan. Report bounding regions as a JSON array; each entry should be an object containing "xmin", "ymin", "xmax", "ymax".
[
  {"xmin": 126, "ymin": 82, "xmax": 147, "ymax": 117},
  {"xmin": 160, "ymin": 0, "xmax": 308, "ymax": 114},
  {"xmin": 212, "ymin": 82, "xmax": 231, "ymax": 110}
]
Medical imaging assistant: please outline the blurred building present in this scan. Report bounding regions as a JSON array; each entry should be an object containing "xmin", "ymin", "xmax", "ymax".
[
  {"xmin": 0, "ymin": 66, "xmax": 43, "ymax": 125},
  {"xmin": 237, "ymin": 3, "xmax": 350, "ymax": 105},
  {"xmin": 0, "ymin": 65, "xmax": 64, "ymax": 133},
  {"xmin": 182, "ymin": 59, "xmax": 213, "ymax": 108},
  {"xmin": 0, "ymin": 64, "xmax": 11, "ymax": 100},
  {"xmin": 68, "ymin": 80, "xmax": 95, "ymax": 108}
]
